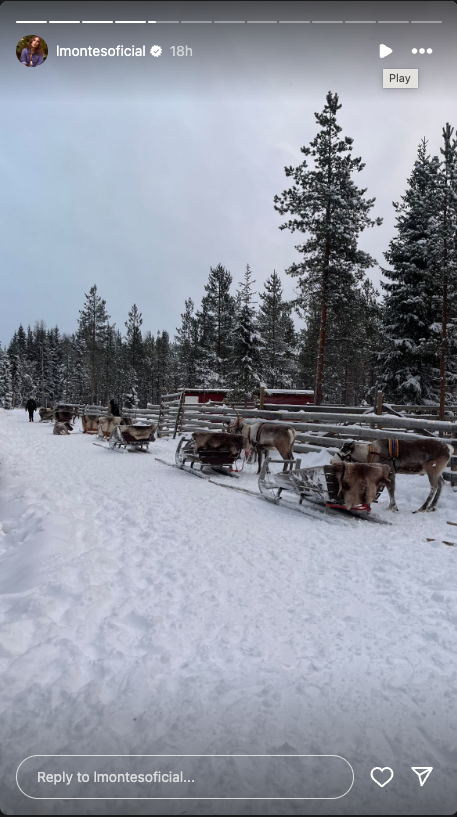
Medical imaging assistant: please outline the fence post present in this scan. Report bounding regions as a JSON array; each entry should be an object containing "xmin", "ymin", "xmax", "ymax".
[
  {"xmin": 173, "ymin": 391, "xmax": 185, "ymax": 439},
  {"xmin": 259, "ymin": 386, "xmax": 265, "ymax": 410},
  {"xmin": 377, "ymin": 390, "xmax": 383, "ymax": 429}
]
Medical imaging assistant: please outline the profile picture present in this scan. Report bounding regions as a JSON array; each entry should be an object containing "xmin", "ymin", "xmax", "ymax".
[{"xmin": 16, "ymin": 34, "xmax": 48, "ymax": 68}]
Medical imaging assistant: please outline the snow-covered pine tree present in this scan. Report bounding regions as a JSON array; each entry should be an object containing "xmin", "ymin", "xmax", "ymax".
[
  {"xmin": 8, "ymin": 324, "xmax": 36, "ymax": 406},
  {"xmin": 123, "ymin": 368, "xmax": 139, "ymax": 409},
  {"xmin": 96, "ymin": 321, "xmax": 115, "ymax": 405},
  {"xmin": 196, "ymin": 264, "xmax": 235, "ymax": 388},
  {"xmin": 111, "ymin": 329, "xmax": 127, "ymax": 408},
  {"xmin": 155, "ymin": 330, "xmax": 171, "ymax": 400},
  {"xmin": 0, "ymin": 349, "xmax": 13, "ymax": 409},
  {"xmin": 123, "ymin": 304, "xmax": 144, "ymax": 408},
  {"xmin": 257, "ymin": 271, "xmax": 297, "ymax": 388},
  {"xmin": 58, "ymin": 334, "xmax": 74, "ymax": 401},
  {"xmin": 125, "ymin": 304, "xmax": 144, "ymax": 372},
  {"xmin": 377, "ymin": 139, "xmax": 441, "ymax": 403},
  {"xmin": 77, "ymin": 285, "xmax": 110, "ymax": 403},
  {"xmin": 340, "ymin": 279, "xmax": 381, "ymax": 404},
  {"xmin": 175, "ymin": 298, "xmax": 199, "ymax": 388},
  {"xmin": 432, "ymin": 124, "xmax": 457, "ymax": 417},
  {"xmin": 141, "ymin": 331, "xmax": 157, "ymax": 405},
  {"xmin": 230, "ymin": 265, "xmax": 262, "ymax": 403},
  {"xmin": 44, "ymin": 327, "xmax": 62, "ymax": 404},
  {"xmin": 274, "ymin": 91, "xmax": 382, "ymax": 404}
]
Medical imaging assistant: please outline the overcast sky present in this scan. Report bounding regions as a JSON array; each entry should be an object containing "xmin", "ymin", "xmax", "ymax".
[{"xmin": 1, "ymin": 0, "xmax": 456, "ymax": 344}]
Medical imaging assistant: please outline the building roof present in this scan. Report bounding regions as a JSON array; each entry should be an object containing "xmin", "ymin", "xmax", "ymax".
[{"xmin": 264, "ymin": 389, "xmax": 314, "ymax": 395}]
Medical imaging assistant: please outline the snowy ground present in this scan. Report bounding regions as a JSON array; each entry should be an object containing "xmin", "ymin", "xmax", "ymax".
[{"xmin": 1, "ymin": 409, "xmax": 457, "ymax": 815}]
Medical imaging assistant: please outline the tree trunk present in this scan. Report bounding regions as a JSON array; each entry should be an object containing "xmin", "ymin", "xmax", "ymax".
[
  {"xmin": 342, "ymin": 355, "xmax": 348, "ymax": 406},
  {"xmin": 439, "ymin": 271, "xmax": 448, "ymax": 421},
  {"xmin": 315, "ymin": 236, "xmax": 330, "ymax": 405},
  {"xmin": 439, "ymin": 179, "xmax": 449, "ymax": 421}
]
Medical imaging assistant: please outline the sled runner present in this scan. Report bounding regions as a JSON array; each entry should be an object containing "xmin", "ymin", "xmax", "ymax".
[
  {"xmin": 175, "ymin": 433, "xmax": 244, "ymax": 477},
  {"xmin": 258, "ymin": 458, "xmax": 391, "ymax": 523}
]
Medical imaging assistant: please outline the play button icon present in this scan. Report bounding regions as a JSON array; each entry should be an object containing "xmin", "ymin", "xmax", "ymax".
[{"xmin": 380, "ymin": 43, "xmax": 393, "ymax": 58}]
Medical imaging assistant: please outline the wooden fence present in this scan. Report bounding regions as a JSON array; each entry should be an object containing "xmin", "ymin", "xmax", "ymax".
[
  {"xmin": 165, "ymin": 400, "xmax": 457, "ymax": 485},
  {"xmin": 78, "ymin": 396, "xmax": 457, "ymax": 484}
]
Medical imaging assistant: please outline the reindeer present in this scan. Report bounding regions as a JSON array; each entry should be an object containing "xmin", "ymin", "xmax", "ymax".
[
  {"xmin": 333, "ymin": 462, "xmax": 392, "ymax": 511},
  {"xmin": 226, "ymin": 409, "xmax": 296, "ymax": 474},
  {"xmin": 53, "ymin": 421, "xmax": 73, "ymax": 435},
  {"xmin": 332, "ymin": 438, "xmax": 453, "ymax": 512}
]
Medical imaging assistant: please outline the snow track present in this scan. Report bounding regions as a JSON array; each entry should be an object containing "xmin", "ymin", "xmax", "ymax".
[{"xmin": 0, "ymin": 410, "xmax": 456, "ymax": 814}]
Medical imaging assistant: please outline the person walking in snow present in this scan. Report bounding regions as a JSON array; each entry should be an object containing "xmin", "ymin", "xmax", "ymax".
[
  {"xmin": 108, "ymin": 398, "xmax": 120, "ymax": 417},
  {"xmin": 25, "ymin": 397, "xmax": 37, "ymax": 422}
]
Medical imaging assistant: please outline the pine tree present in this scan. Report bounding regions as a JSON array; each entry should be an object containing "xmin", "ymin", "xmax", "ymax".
[
  {"xmin": 155, "ymin": 331, "xmax": 171, "ymax": 398},
  {"xmin": 123, "ymin": 367, "xmax": 139, "ymax": 409},
  {"xmin": 378, "ymin": 130, "xmax": 457, "ymax": 410},
  {"xmin": 231, "ymin": 265, "xmax": 262, "ymax": 402},
  {"xmin": 45, "ymin": 327, "xmax": 62, "ymax": 404},
  {"xmin": 274, "ymin": 91, "xmax": 382, "ymax": 404},
  {"xmin": 175, "ymin": 298, "xmax": 199, "ymax": 388},
  {"xmin": 8, "ymin": 324, "xmax": 35, "ymax": 406},
  {"xmin": 0, "ymin": 349, "xmax": 13, "ymax": 409},
  {"xmin": 112, "ymin": 329, "xmax": 127, "ymax": 408},
  {"xmin": 257, "ymin": 271, "xmax": 297, "ymax": 388},
  {"xmin": 196, "ymin": 264, "xmax": 235, "ymax": 387},
  {"xmin": 142, "ymin": 331, "xmax": 157, "ymax": 404},
  {"xmin": 433, "ymin": 124, "xmax": 457, "ymax": 416},
  {"xmin": 77, "ymin": 285, "xmax": 110, "ymax": 402},
  {"xmin": 378, "ymin": 139, "xmax": 440, "ymax": 403},
  {"xmin": 125, "ymin": 304, "xmax": 144, "ymax": 371},
  {"xmin": 59, "ymin": 334, "xmax": 74, "ymax": 401}
]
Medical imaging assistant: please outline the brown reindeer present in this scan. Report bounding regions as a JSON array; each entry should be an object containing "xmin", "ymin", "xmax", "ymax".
[
  {"xmin": 227, "ymin": 411, "xmax": 296, "ymax": 474},
  {"xmin": 53, "ymin": 421, "xmax": 73, "ymax": 435},
  {"xmin": 332, "ymin": 438, "xmax": 453, "ymax": 512},
  {"xmin": 333, "ymin": 462, "xmax": 392, "ymax": 510}
]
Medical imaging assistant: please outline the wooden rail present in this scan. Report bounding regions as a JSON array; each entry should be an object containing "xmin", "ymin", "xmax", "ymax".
[{"xmin": 74, "ymin": 395, "xmax": 457, "ymax": 486}]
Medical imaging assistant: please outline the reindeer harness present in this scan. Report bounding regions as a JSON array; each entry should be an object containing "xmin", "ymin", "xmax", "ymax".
[
  {"xmin": 369, "ymin": 439, "xmax": 400, "ymax": 471},
  {"xmin": 338, "ymin": 439, "xmax": 401, "ymax": 471}
]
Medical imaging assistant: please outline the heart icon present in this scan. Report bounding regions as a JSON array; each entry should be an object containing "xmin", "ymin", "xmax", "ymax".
[{"xmin": 371, "ymin": 767, "xmax": 394, "ymax": 787}]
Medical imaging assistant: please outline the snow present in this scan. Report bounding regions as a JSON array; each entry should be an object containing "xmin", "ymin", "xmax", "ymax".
[
  {"xmin": 264, "ymin": 389, "xmax": 314, "ymax": 395},
  {"xmin": 1, "ymin": 409, "xmax": 457, "ymax": 814}
]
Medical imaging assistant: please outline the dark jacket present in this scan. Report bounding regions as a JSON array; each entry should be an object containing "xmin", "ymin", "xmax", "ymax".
[
  {"xmin": 26, "ymin": 398, "xmax": 37, "ymax": 412},
  {"xmin": 109, "ymin": 400, "xmax": 120, "ymax": 417}
]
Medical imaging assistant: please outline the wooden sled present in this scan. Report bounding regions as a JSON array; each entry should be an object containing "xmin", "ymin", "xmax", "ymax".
[
  {"xmin": 39, "ymin": 407, "xmax": 54, "ymax": 422},
  {"xmin": 175, "ymin": 433, "xmax": 244, "ymax": 478},
  {"xmin": 258, "ymin": 458, "xmax": 391, "ymax": 524},
  {"xmin": 94, "ymin": 416, "xmax": 157, "ymax": 451},
  {"xmin": 54, "ymin": 404, "xmax": 74, "ymax": 424},
  {"xmin": 81, "ymin": 413, "xmax": 100, "ymax": 434}
]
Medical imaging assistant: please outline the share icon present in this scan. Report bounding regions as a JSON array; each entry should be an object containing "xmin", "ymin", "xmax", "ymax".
[{"xmin": 411, "ymin": 767, "xmax": 433, "ymax": 787}]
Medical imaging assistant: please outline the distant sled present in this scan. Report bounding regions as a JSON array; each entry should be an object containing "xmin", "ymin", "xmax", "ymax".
[{"xmin": 94, "ymin": 420, "xmax": 157, "ymax": 452}]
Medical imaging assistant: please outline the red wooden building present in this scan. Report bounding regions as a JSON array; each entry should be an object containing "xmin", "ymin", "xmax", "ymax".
[
  {"xmin": 182, "ymin": 387, "xmax": 314, "ymax": 407},
  {"xmin": 262, "ymin": 388, "xmax": 314, "ymax": 407},
  {"xmin": 183, "ymin": 388, "xmax": 229, "ymax": 405}
]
